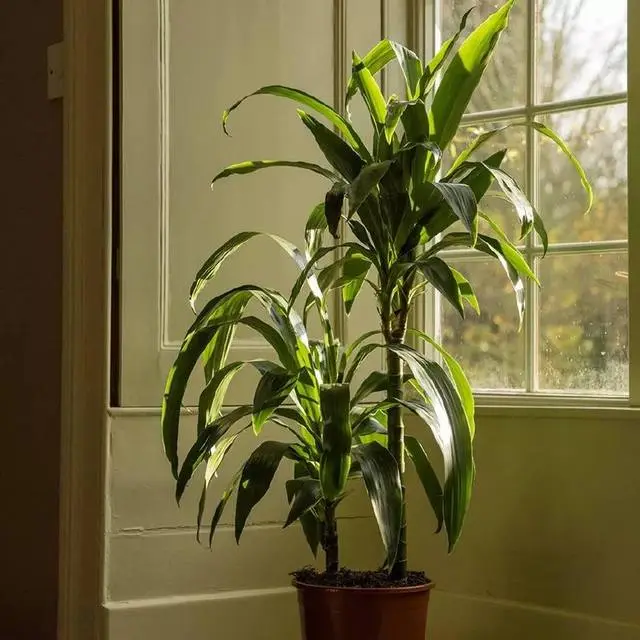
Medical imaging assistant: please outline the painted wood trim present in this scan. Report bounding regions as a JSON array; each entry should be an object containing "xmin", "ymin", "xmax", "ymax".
[{"xmin": 58, "ymin": 0, "xmax": 111, "ymax": 637}]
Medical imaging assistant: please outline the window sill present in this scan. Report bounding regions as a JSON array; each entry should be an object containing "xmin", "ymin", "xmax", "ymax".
[{"xmin": 474, "ymin": 391, "xmax": 638, "ymax": 421}]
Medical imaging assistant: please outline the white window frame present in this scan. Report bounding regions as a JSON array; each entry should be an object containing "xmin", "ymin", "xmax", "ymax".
[{"xmin": 418, "ymin": 0, "xmax": 638, "ymax": 408}]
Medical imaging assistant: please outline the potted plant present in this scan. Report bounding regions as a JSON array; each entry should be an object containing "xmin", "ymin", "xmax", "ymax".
[{"xmin": 161, "ymin": 1, "xmax": 591, "ymax": 638}]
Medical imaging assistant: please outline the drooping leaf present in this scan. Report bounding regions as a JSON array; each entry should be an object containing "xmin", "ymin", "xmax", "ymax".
[
  {"xmin": 480, "ymin": 164, "xmax": 533, "ymax": 239},
  {"xmin": 319, "ymin": 384, "xmax": 352, "ymax": 501},
  {"xmin": 388, "ymin": 345, "xmax": 474, "ymax": 551},
  {"xmin": 252, "ymin": 367, "xmax": 299, "ymax": 434},
  {"xmin": 433, "ymin": 182, "xmax": 478, "ymax": 243},
  {"xmin": 405, "ymin": 435, "xmax": 444, "ymax": 533},
  {"xmin": 211, "ymin": 160, "xmax": 339, "ymax": 185},
  {"xmin": 284, "ymin": 478, "xmax": 322, "ymax": 528},
  {"xmin": 347, "ymin": 162, "xmax": 392, "ymax": 216},
  {"xmin": 298, "ymin": 110, "xmax": 364, "ymax": 181},
  {"xmin": 162, "ymin": 323, "xmax": 220, "ymax": 478},
  {"xmin": 451, "ymin": 268, "xmax": 480, "ymax": 315},
  {"xmin": 530, "ymin": 121, "xmax": 593, "ymax": 214},
  {"xmin": 190, "ymin": 232, "xmax": 311, "ymax": 311},
  {"xmin": 289, "ymin": 463, "xmax": 322, "ymax": 557},
  {"xmin": 406, "ymin": 329, "xmax": 475, "ymax": 440},
  {"xmin": 222, "ymin": 84, "xmax": 370, "ymax": 159},
  {"xmin": 324, "ymin": 182, "xmax": 346, "ymax": 239},
  {"xmin": 352, "ymin": 442, "xmax": 403, "ymax": 568},
  {"xmin": 196, "ymin": 361, "xmax": 245, "ymax": 435},
  {"xmin": 343, "ymin": 342, "xmax": 382, "ymax": 383},
  {"xmin": 341, "ymin": 252, "xmax": 372, "ymax": 315},
  {"xmin": 429, "ymin": 0, "xmax": 517, "ymax": 151},
  {"xmin": 176, "ymin": 406, "xmax": 253, "ymax": 503},
  {"xmin": 209, "ymin": 470, "xmax": 242, "ymax": 546},
  {"xmin": 235, "ymin": 441, "xmax": 294, "ymax": 542},
  {"xmin": 416, "ymin": 257, "xmax": 465, "ymax": 317}
]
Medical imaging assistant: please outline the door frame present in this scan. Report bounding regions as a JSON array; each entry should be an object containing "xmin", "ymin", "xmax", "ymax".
[{"xmin": 58, "ymin": 0, "xmax": 111, "ymax": 637}]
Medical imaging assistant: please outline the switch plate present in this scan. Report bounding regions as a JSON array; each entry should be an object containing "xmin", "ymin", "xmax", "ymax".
[{"xmin": 47, "ymin": 42, "xmax": 64, "ymax": 100}]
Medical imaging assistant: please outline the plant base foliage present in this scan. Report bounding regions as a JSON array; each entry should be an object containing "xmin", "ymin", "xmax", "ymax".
[{"xmin": 292, "ymin": 567, "xmax": 429, "ymax": 589}]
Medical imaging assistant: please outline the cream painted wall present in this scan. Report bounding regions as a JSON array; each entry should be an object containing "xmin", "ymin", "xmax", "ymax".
[{"xmin": 104, "ymin": 408, "xmax": 640, "ymax": 639}]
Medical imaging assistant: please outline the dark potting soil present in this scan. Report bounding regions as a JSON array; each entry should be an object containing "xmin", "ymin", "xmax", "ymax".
[{"xmin": 292, "ymin": 567, "xmax": 429, "ymax": 589}]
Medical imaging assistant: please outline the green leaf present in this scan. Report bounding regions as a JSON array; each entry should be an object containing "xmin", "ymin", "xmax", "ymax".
[
  {"xmin": 289, "ymin": 464, "xmax": 322, "ymax": 557},
  {"xmin": 297, "ymin": 110, "xmax": 364, "ymax": 181},
  {"xmin": 447, "ymin": 121, "xmax": 592, "ymax": 216},
  {"xmin": 342, "ymin": 252, "xmax": 372, "ymax": 315},
  {"xmin": 390, "ymin": 41, "xmax": 423, "ymax": 98},
  {"xmin": 348, "ymin": 162, "xmax": 392, "ymax": 216},
  {"xmin": 429, "ymin": 0, "xmax": 516, "ymax": 151},
  {"xmin": 351, "ymin": 370, "xmax": 412, "ymax": 406},
  {"xmin": 222, "ymin": 85, "xmax": 370, "ymax": 159},
  {"xmin": 305, "ymin": 202, "xmax": 327, "ymax": 257},
  {"xmin": 344, "ymin": 342, "xmax": 382, "ymax": 383},
  {"xmin": 419, "ymin": 7, "xmax": 475, "ymax": 98},
  {"xmin": 195, "ymin": 428, "xmax": 248, "ymax": 543},
  {"xmin": 319, "ymin": 384, "xmax": 352, "ymax": 501},
  {"xmin": 448, "ymin": 124, "xmax": 510, "ymax": 175},
  {"xmin": 235, "ymin": 441, "xmax": 293, "ymax": 542},
  {"xmin": 388, "ymin": 345, "xmax": 474, "ymax": 551},
  {"xmin": 352, "ymin": 442, "xmax": 403, "ymax": 568},
  {"xmin": 405, "ymin": 436, "xmax": 444, "ymax": 533},
  {"xmin": 530, "ymin": 121, "xmax": 593, "ymax": 214},
  {"xmin": 176, "ymin": 406, "xmax": 253, "ymax": 503},
  {"xmin": 345, "ymin": 40, "xmax": 419, "ymax": 107},
  {"xmin": 209, "ymin": 470, "xmax": 242, "ymax": 546},
  {"xmin": 351, "ymin": 51, "xmax": 387, "ymax": 126},
  {"xmin": 416, "ymin": 257, "xmax": 465, "ymax": 317},
  {"xmin": 211, "ymin": 160, "xmax": 339, "ymax": 185},
  {"xmin": 252, "ymin": 367, "xmax": 299, "ymax": 434},
  {"xmin": 406, "ymin": 329, "xmax": 475, "ymax": 440},
  {"xmin": 162, "ymin": 323, "xmax": 220, "ymax": 478},
  {"xmin": 190, "ymin": 232, "xmax": 312, "ymax": 311},
  {"xmin": 324, "ymin": 182, "xmax": 346, "ymax": 239},
  {"xmin": 201, "ymin": 292, "xmax": 252, "ymax": 381},
  {"xmin": 451, "ymin": 268, "xmax": 480, "ymax": 315},
  {"xmin": 189, "ymin": 232, "xmax": 257, "ymax": 309},
  {"xmin": 480, "ymin": 165, "xmax": 533, "ymax": 239},
  {"xmin": 284, "ymin": 478, "xmax": 322, "ymax": 528},
  {"xmin": 196, "ymin": 362, "xmax": 245, "ymax": 435},
  {"xmin": 433, "ymin": 182, "xmax": 478, "ymax": 243},
  {"xmin": 533, "ymin": 209, "xmax": 549, "ymax": 255},
  {"xmin": 384, "ymin": 96, "xmax": 410, "ymax": 144}
]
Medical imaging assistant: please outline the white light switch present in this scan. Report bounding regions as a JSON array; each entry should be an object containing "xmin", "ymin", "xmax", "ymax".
[{"xmin": 47, "ymin": 42, "xmax": 64, "ymax": 100}]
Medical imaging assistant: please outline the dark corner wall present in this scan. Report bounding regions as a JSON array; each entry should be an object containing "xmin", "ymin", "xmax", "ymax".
[{"xmin": 0, "ymin": 1, "xmax": 64, "ymax": 638}]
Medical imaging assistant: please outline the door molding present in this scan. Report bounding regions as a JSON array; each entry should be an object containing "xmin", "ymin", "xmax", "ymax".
[{"xmin": 58, "ymin": 0, "xmax": 111, "ymax": 637}]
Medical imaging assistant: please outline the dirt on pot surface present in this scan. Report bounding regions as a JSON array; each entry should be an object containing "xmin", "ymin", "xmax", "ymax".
[{"xmin": 292, "ymin": 567, "xmax": 429, "ymax": 589}]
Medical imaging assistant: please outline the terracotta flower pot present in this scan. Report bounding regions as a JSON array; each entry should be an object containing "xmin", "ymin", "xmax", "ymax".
[{"xmin": 293, "ymin": 579, "xmax": 434, "ymax": 640}]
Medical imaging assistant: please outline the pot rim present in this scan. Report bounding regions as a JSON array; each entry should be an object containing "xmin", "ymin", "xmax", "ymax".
[{"xmin": 292, "ymin": 578, "xmax": 435, "ymax": 595}]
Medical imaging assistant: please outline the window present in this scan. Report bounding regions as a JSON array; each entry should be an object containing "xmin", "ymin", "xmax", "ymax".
[{"xmin": 432, "ymin": 0, "xmax": 629, "ymax": 396}]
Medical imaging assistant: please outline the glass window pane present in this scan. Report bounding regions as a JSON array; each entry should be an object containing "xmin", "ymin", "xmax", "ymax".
[
  {"xmin": 538, "ymin": 252, "xmax": 628, "ymax": 394},
  {"xmin": 537, "ymin": 104, "xmax": 627, "ymax": 244},
  {"xmin": 440, "ymin": 257, "xmax": 525, "ymax": 390},
  {"xmin": 536, "ymin": 0, "xmax": 627, "ymax": 103},
  {"xmin": 446, "ymin": 122, "xmax": 527, "ymax": 241},
  {"xmin": 439, "ymin": 0, "xmax": 527, "ymax": 113}
]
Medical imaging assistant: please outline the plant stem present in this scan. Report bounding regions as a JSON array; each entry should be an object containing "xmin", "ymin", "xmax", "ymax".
[
  {"xmin": 387, "ymin": 331, "xmax": 407, "ymax": 580},
  {"xmin": 324, "ymin": 502, "xmax": 339, "ymax": 574}
]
